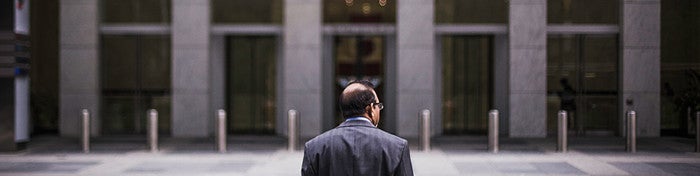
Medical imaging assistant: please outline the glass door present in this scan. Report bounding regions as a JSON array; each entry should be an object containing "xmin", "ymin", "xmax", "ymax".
[
  {"xmin": 101, "ymin": 35, "xmax": 171, "ymax": 135},
  {"xmin": 333, "ymin": 36, "xmax": 386, "ymax": 127},
  {"xmin": 441, "ymin": 35, "xmax": 493, "ymax": 135},
  {"xmin": 226, "ymin": 36, "xmax": 277, "ymax": 134},
  {"xmin": 547, "ymin": 34, "xmax": 619, "ymax": 136}
]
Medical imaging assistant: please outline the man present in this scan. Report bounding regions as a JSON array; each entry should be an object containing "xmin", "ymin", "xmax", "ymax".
[{"xmin": 302, "ymin": 80, "xmax": 413, "ymax": 176}]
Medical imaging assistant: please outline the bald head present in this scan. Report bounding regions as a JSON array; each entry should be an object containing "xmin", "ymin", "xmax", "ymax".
[
  {"xmin": 339, "ymin": 80, "xmax": 376, "ymax": 118},
  {"xmin": 342, "ymin": 83, "xmax": 371, "ymax": 95}
]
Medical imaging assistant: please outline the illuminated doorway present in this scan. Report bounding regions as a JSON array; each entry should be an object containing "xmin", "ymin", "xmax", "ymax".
[
  {"xmin": 332, "ymin": 36, "xmax": 386, "ymax": 128},
  {"xmin": 441, "ymin": 35, "xmax": 494, "ymax": 135}
]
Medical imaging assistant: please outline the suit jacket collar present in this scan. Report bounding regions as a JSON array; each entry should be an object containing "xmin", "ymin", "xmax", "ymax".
[{"xmin": 337, "ymin": 119, "xmax": 376, "ymax": 128}]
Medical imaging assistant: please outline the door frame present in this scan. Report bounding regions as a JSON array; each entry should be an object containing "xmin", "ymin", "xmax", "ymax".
[{"xmin": 210, "ymin": 24, "xmax": 283, "ymax": 135}]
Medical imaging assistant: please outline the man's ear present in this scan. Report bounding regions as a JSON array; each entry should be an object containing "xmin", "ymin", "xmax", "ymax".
[{"xmin": 366, "ymin": 106, "xmax": 374, "ymax": 118}]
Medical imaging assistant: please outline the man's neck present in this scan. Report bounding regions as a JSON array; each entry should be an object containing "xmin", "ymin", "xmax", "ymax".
[{"xmin": 345, "ymin": 116, "xmax": 378, "ymax": 127}]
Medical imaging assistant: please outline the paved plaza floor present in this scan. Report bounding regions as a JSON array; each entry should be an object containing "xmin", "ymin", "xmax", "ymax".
[{"xmin": 1, "ymin": 136, "xmax": 700, "ymax": 175}]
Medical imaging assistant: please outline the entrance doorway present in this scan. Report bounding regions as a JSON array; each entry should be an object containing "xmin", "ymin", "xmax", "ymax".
[
  {"xmin": 546, "ymin": 34, "xmax": 619, "ymax": 136},
  {"xmin": 332, "ymin": 36, "xmax": 386, "ymax": 128},
  {"xmin": 100, "ymin": 35, "xmax": 172, "ymax": 135},
  {"xmin": 441, "ymin": 35, "xmax": 494, "ymax": 135},
  {"xmin": 225, "ymin": 36, "xmax": 277, "ymax": 134}
]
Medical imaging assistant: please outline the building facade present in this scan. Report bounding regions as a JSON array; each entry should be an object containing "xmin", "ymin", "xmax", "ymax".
[{"xmin": 18, "ymin": 0, "xmax": 699, "ymax": 142}]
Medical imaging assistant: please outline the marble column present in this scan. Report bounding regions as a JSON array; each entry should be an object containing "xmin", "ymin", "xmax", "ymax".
[
  {"xmin": 621, "ymin": 0, "xmax": 660, "ymax": 137},
  {"xmin": 397, "ymin": 0, "xmax": 436, "ymax": 138},
  {"xmin": 171, "ymin": 0, "xmax": 211, "ymax": 137},
  {"xmin": 283, "ymin": 0, "xmax": 322, "ymax": 138},
  {"xmin": 493, "ymin": 35, "xmax": 510, "ymax": 136},
  {"xmin": 209, "ymin": 35, "xmax": 225, "ymax": 135},
  {"xmin": 59, "ymin": 0, "xmax": 99, "ymax": 137},
  {"xmin": 508, "ymin": 0, "xmax": 547, "ymax": 138}
]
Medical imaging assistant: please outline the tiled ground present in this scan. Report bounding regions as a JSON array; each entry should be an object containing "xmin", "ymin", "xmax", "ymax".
[
  {"xmin": 0, "ymin": 136, "xmax": 699, "ymax": 175},
  {"xmin": 0, "ymin": 162, "xmax": 98, "ymax": 173},
  {"xmin": 452, "ymin": 162, "xmax": 586, "ymax": 175}
]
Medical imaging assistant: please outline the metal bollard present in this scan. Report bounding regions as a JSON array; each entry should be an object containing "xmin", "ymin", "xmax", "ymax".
[
  {"xmin": 148, "ymin": 109, "xmax": 158, "ymax": 153},
  {"xmin": 488, "ymin": 110, "xmax": 499, "ymax": 153},
  {"xmin": 288, "ymin": 110, "xmax": 298, "ymax": 152},
  {"xmin": 421, "ymin": 109, "xmax": 431, "ymax": 152},
  {"xmin": 217, "ymin": 109, "xmax": 227, "ymax": 153},
  {"xmin": 82, "ymin": 109, "xmax": 90, "ymax": 153},
  {"xmin": 696, "ymin": 111, "xmax": 699, "ymax": 153},
  {"xmin": 557, "ymin": 110, "xmax": 568, "ymax": 152},
  {"xmin": 626, "ymin": 111, "xmax": 636, "ymax": 153}
]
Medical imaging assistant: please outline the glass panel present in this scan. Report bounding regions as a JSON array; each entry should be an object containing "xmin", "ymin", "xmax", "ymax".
[
  {"xmin": 0, "ymin": 0, "xmax": 13, "ymax": 30},
  {"xmin": 101, "ymin": 35, "xmax": 171, "ymax": 135},
  {"xmin": 324, "ymin": 0, "xmax": 396, "ymax": 23},
  {"xmin": 547, "ymin": 35, "xmax": 618, "ymax": 136},
  {"xmin": 333, "ymin": 36, "xmax": 385, "ymax": 127},
  {"xmin": 660, "ymin": 0, "xmax": 700, "ymax": 136},
  {"xmin": 227, "ymin": 36, "xmax": 277, "ymax": 134},
  {"xmin": 442, "ymin": 36, "xmax": 492, "ymax": 135},
  {"xmin": 547, "ymin": 0, "xmax": 619, "ymax": 24},
  {"xmin": 211, "ymin": 0, "xmax": 282, "ymax": 24},
  {"xmin": 435, "ymin": 0, "xmax": 507, "ymax": 24},
  {"xmin": 102, "ymin": 0, "xmax": 171, "ymax": 23}
]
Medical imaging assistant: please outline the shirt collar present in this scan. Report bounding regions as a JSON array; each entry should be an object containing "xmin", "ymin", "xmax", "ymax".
[{"xmin": 345, "ymin": 116, "xmax": 372, "ymax": 124}]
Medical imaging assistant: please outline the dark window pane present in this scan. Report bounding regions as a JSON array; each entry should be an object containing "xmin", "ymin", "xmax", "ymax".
[
  {"xmin": 227, "ymin": 36, "xmax": 277, "ymax": 134},
  {"xmin": 102, "ymin": 0, "xmax": 171, "ymax": 23},
  {"xmin": 324, "ymin": 0, "xmax": 396, "ymax": 23},
  {"xmin": 547, "ymin": 0, "xmax": 618, "ymax": 24},
  {"xmin": 212, "ymin": 0, "xmax": 282, "ymax": 24},
  {"xmin": 0, "ymin": 0, "xmax": 13, "ymax": 30},
  {"xmin": 660, "ymin": 0, "xmax": 700, "ymax": 135},
  {"xmin": 436, "ymin": 0, "xmax": 507, "ymax": 24}
]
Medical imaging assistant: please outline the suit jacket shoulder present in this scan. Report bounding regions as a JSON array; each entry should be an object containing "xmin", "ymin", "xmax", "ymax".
[{"xmin": 302, "ymin": 120, "xmax": 413, "ymax": 176}]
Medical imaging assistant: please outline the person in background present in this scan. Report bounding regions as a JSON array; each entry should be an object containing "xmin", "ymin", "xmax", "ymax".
[{"xmin": 559, "ymin": 78, "xmax": 579, "ymax": 135}]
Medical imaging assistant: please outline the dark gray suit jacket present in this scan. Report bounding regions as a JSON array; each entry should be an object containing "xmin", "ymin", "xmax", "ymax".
[{"xmin": 302, "ymin": 119, "xmax": 413, "ymax": 176}]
